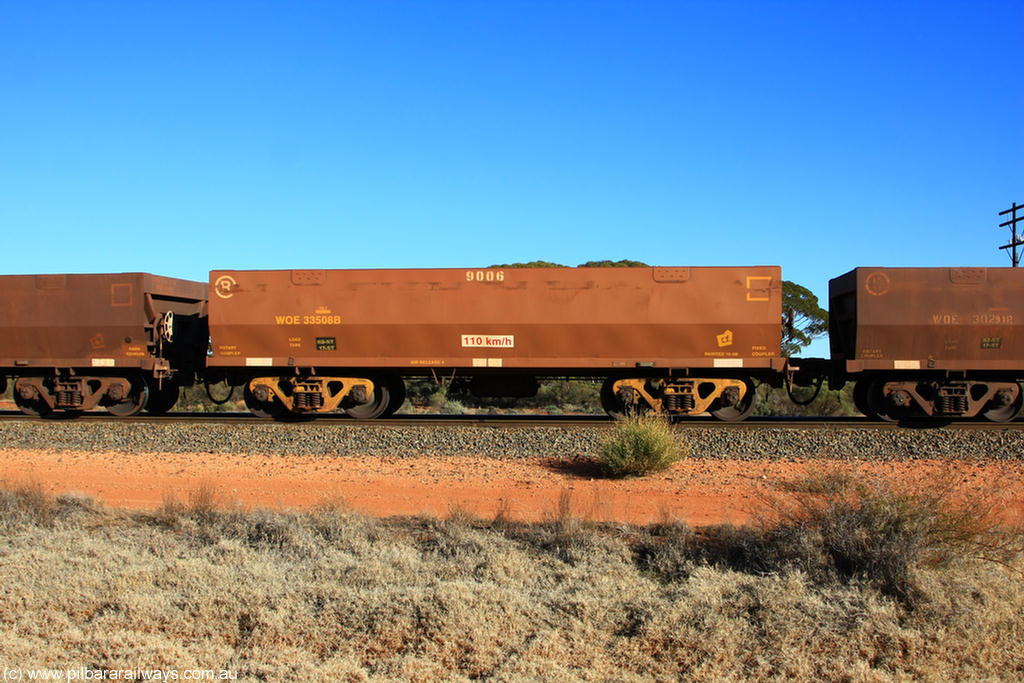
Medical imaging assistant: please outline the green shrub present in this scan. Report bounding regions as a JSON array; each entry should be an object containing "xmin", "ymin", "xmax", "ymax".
[
  {"xmin": 532, "ymin": 379, "xmax": 602, "ymax": 413},
  {"xmin": 176, "ymin": 383, "xmax": 245, "ymax": 413},
  {"xmin": 752, "ymin": 383, "xmax": 860, "ymax": 417},
  {"xmin": 597, "ymin": 414, "xmax": 687, "ymax": 477},
  {"xmin": 427, "ymin": 388, "xmax": 466, "ymax": 415}
]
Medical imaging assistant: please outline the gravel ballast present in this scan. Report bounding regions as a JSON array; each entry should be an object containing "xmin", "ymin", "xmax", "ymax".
[{"xmin": 2, "ymin": 419, "xmax": 1023, "ymax": 460}]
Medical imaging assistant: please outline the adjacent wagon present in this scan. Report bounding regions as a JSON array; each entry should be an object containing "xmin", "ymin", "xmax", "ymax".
[
  {"xmin": 0, "ymin": 273, "xmax": 208, "ymax": 416},
  {"xmin": 829, "ymin": 267, "xmax": 1024, "ymax": 421}
]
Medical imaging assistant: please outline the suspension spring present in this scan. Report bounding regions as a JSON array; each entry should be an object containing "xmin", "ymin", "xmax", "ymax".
[
  {"xmin": 294, "ymin": 390, "xmax": 324, "ymax": 411},
  {"xmin": 936, "ymin": 387, "xmax": 968, "ymax": 415},
  {"xmin": 56, "ymin": 390, "xmax": 83, "ymax": 408},
  {"xmin": 663, "ymin": 392, "xmax": 695, "ymax": 413}
]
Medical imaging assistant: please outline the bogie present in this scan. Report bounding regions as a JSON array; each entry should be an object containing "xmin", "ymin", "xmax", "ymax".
[
  {"xmin": 241, "ymin": 375, "xmax": 384, "ymax": 419},
  {"xmin": 600, "ymin": 376, "xmax": 758, "ymax": 421},
  {"xmin": 862, "ymin": 376, "xmax": 1022, "ymax": 422}
]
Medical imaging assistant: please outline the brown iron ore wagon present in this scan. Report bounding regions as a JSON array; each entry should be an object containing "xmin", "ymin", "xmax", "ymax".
[
  {"xmin": 206, "ymin": 266, "xmax": 785, "ymax": 420},
  {"xmin": 829, "ymin": 267, "xmax": 1024, "ymax": 421},
  {"xmin": 0, "ymin": 273, "xmax": 208, "ymax": 416}
]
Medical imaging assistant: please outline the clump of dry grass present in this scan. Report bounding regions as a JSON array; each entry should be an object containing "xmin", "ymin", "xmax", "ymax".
[
  {"xmin": 0, "ymin": 480, "xmax": 58, "ymax": 529},
  {"xmin": 750, "ymin": 468, "xmax": 1024, "ymax": 605},
  {"xmin": 598, "ymin": 414, "xmax": 687, "ymax": 477},
  {"xmin": 0, "ymin": 480, "xmax": 1022, "ymax": 681}
]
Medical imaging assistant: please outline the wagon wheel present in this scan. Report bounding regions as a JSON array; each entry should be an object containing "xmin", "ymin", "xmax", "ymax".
[
  {"xmin": 600, "ymin": 378, "xmax": 635, "ymax": 419},
  {"xmin": 981, "ymin": 383, "xmax": 1023, "ymax": 423},
  {"xmin": 16, "ymin": 400, "xmax": 53, "ymax": 417},
  {"xmin": 710, "ymin": 377, "xmax": 757, "ymax": 422},
  {"xmin": 146, "ymin": 382, "xmax": 180, "ymax": 415},
  {"xmin": 345, "ymin": 379, "xmax": 391, "ymax": 419},
  {"xmin": 600, "ymin": 378, "xmax": 623, "ymax": 419},
  {"xmin": 852, "ymin": 379, "xmax": 876, "ymax": 419},
  {"xmin": 13, "ymin": 380, "xmax": 52, "ymax": 417},
  {"xmin": 864, "ymin": 378, "xmax": 915, "ymax": 423},
  {"xmin": 382, "ymin": 376, "xmax": 406, "ymax": 417},
  {"xmin": 106, "ymin": 377, "xmax": 150, "ymax": 417},
  {"xmin": 244, "ymin": 384, "xmax": 286, "ymax": 419}
]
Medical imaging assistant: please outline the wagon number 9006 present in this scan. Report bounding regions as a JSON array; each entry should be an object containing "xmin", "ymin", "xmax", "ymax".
[{"xmin": 466, "ymin": 270, "xmax": 505, "ymax": 282}]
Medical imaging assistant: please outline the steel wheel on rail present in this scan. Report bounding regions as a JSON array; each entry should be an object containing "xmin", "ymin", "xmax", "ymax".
[
  {"xmin": 709, "ymin": 377, "xmax": 757, "ymax": 422},
  {"xmin": 13, "ymin": 379, "xmax": 52, "ymax": 417},
  {"xmin": 981, "ymin": 382, "xmax": 1023, "ymax": 423},
  {"xmin": 600, "ymin": 378, "xmax": 637, "ymax": 419},
  {"xmin": 345, "ymin": 379, "xmax": 391, "ymax": 420},
  {"xmin": 852, "ymin": 379, "xmax": 877, "ymax": 419},
  {"xmin": 864, "ymin": 378, "xmax": 916, "ymax": 423},
  {"xmin": 244, "ymin": 383, "xmax": 286, "ymax": 419},
  {"xmin": 145, "ymin": 382, "xmax": 180, "ymax": 416},
  {"xmin": 382, "ymin": 376, "xmax": 406, "ymax": 417},
  {"xmin": 106, "ymin": 376, "xmax": 150, "ymax": 417}
]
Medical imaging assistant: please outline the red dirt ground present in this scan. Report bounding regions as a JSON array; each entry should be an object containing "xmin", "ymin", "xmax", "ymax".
[{"xmin": 3, "ymin": 449, "xmax": 1024, "ymax": 526}]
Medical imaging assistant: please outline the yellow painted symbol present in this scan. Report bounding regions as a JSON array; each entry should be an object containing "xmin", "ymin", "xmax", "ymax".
[
  {"xmin": 716, "ymin": 330, "xmax": 734, "ymax": 348},
  {"xmin": 746, "ymin": 276, "xmax": 772, "ymax": 302},
  {"xmin": 215, "ymin": 275, "xmax": 237, "ymax": 299}
]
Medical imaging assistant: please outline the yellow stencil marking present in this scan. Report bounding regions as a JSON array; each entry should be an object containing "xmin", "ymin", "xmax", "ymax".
[{"xmin": 746, "ymin": 276, "xmax": 772, "ymax": 302}]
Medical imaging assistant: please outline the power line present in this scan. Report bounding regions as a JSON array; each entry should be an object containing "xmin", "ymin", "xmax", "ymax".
[{"xmin": 998, "ymin": 201, "xmax": 1024, "ymax": 267}]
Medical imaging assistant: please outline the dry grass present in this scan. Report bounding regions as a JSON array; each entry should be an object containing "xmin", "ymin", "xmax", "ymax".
[
  {"xmin": 749, "ymin": 468, "xmax": 1024, "ymax": 605},
  {"xmin": 0, "ymin": 480, "xmax": 58, "ymax": 529},
  {"xmin": 0, "ymin": 476, "xmax": 1022, "ymax": 682}
]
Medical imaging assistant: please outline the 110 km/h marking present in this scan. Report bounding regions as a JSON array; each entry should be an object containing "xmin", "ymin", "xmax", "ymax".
[{"xmin": 461, "ymin": 334, "xmax": 515, "ymax": 348}]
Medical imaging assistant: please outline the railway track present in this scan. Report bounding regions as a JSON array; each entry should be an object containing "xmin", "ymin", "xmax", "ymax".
[
  {"xmin": 3, "ymin": 411, "xmax": 1023, "ymax": 467},
  {"xmin": 2, "ymin": 409, "xmax": 1022, "ymax": 430}
]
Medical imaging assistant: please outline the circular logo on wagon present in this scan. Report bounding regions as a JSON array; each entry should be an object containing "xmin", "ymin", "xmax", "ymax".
[
  {"xmin": 865, "ymin": 271, "xmax": 890, "ymax": 296},
  {"xmin": 215, "ymin": 275, "xmax": 237, "ymax": 299}
]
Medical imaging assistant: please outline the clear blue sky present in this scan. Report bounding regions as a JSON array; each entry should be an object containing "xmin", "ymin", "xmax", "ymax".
[{"xmin": 2, "ymin": 1, "xmax": 1021, "ymax": 355}]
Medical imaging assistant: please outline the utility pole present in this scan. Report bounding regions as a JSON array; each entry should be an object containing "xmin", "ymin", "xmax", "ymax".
[{"xmin": 999, "ymin": 202, "xmax": 1024, "ymax": 267}]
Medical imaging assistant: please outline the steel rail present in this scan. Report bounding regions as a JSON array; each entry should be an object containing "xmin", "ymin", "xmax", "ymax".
[{"xmin": 1, "ymin": 410, "xmax": 1022, "ymax": 430}]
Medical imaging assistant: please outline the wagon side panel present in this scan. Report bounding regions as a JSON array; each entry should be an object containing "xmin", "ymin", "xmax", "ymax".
[
  {"xmin": 207, "ymin": 266, "xmax": 783, "ymax": 372},
  {"xmin": 841, "ymin": 267, "xmax": 1024, "ymax": 373}
]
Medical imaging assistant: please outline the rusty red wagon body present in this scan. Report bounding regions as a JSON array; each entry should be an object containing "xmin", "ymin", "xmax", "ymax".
[
  {"xmin": 829, "ymin": 267, "xmax": 1024, "ymax": 421},
  {"xmin": 2, "ymin": 262, "xmax": 1021, "ymax": 423},
  {"xmin": 0, "ymin": 273, "xmax": 207, "ymax": 416},
  {"xmin": 206, "ymin": 266, "xmax": 784, "ymax": 419}
]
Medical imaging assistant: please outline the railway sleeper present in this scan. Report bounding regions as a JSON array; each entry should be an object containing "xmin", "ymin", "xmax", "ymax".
[
  {"xmin": 606, "ymin": 376, "xmax": 755, "ymax": 421},
  {"xmin": 865, "ymin": 378, "xmax": 1023, "ymax": 423},
  {"xmin": 246, "ymin": 376, "xmax": 376, "ymax": 415}
]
